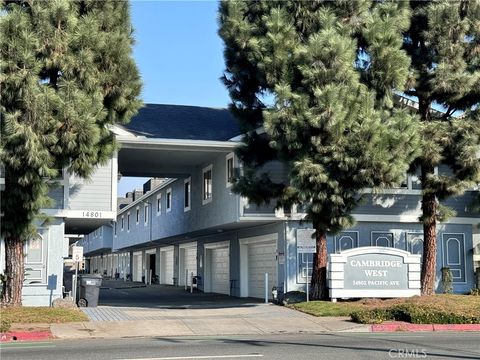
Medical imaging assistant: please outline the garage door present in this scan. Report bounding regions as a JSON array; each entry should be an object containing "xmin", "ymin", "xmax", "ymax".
[
  {"xmin": 248, "ymin": 241, "xmax": 277, "ymax": 299},
  {"xmin": 133, "ymin": 253, "xmax": 142, "ymax": 282},
  {"xmin": 211, "ymin": 247, "xmax": 230, "ymax": 295},
  {"xmin": 179, "ymin": 244, "xmax": 197, "ymax": 286},
  {"xmin": 160, "ymin": 248, "xmax": 174, "ymax": 285}
]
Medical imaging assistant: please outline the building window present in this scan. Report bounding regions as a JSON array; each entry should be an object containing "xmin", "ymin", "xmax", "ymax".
[
  {"xmin": 121, "ymin": 216, "xmax": 124, "ymax": 231},
  {"xmin": 127, "ymin": 213, "xmax": 130, "ymax": 231},
  {"xmin": 184, "ymin": 177, "xmax": 191, "ymax": 211},
  {"xmin": 226, "ymin": 153, "xmax": 234, "ymax": 187},
  {"xmin": 136, "ymin": 207, "xmax": 140, "ymax": 224},
  {"xmin": 144, "ymin": 203, "xmax": 149, "ymax": 225},
  {"xmin": 114, "ymin": 222, "xmax": 117, "ymax": 236},
  {"xmin": 202, "ymin": 164, "xmax": 213, "ymax": 204},
  {"xmin": 166, "ymin": 188, "xmax": 172, "ymax": 212},
  {"xmin": 156, "ymin": 194, "xmax": 162, "ymax": 215}
]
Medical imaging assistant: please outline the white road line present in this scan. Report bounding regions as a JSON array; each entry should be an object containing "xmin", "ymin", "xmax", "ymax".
[{"xmin": 117, "ymin": 355, "xmax": 263, "ymax": 360}]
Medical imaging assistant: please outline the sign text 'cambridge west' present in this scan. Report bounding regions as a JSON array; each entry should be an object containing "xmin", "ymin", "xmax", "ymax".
[{"xmin": 328, "ymin": 247, "xmax": 421, "ymax": 301}]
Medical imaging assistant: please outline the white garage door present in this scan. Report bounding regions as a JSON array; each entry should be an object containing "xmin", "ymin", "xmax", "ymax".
[
  {"xmin": 133, "ymin": 253, "xmax": 142, "ymax": 282},
  {"xmin": 210, "ymin": 247, "xmax": 230, "ymax": 295},
  {"xmin": 248, "ymin": 241, "xmax": 277, "ymax": 299},
  {"xmin": 179, "ymin": 245, "xmax": 197, "ymax": 286},
  {"xmin": 160, "ymin": 248, "xmax": 174, "ymax": 285}
]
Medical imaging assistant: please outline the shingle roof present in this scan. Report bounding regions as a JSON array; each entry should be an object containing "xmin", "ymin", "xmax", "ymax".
[{"xmin": 120, "ymin": 104, "xmax": 241, "ymax": 141}]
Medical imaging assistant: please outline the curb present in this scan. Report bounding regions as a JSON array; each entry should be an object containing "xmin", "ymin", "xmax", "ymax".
[
  {"xmin": 0, "ymin": 331, "xmax": 53, "ymax": 343},
  {"xmin": 371, "ymin": 322, "xmax": 480, "ymax": 332}
]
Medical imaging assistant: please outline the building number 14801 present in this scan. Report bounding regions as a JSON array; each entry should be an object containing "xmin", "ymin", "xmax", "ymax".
[{"xmin": 82, "ymin": 211, "xmax": 102, "ymax": 218}]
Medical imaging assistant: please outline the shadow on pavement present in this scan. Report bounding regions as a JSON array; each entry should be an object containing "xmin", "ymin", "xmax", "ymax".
[{"xmin": 98, "ymin": 279, "xmax": 264, "ymax": 309}]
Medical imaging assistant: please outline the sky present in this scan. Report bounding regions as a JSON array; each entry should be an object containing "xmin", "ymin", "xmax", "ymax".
[{"xmin": 118, "ymin": 0, "xmax": 230, "ymax": 196}]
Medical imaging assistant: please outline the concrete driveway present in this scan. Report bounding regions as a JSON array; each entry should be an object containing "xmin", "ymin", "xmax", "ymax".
[
  {"xmin": 97, "ymin": 279, "xmax": 262, "ymax": 309},
  {"xmin": 51, "ymin": 279, "xmax": 369, "ymax": 339}
]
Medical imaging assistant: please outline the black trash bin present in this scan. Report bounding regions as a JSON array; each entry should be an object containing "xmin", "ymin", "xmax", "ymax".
[{"xmin": 78, "ymin": 274, "xmax": 102, "ymax": 307}]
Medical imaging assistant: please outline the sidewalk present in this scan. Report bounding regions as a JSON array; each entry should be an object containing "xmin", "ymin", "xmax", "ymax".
[{"xmin": 50, "ymin": 304, "xmax": 369, "ymax": 340}]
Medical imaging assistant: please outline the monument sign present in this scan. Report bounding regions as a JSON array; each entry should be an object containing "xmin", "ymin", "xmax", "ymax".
[{"xmin": 328, "ymin": 247, "xmax": 421, "ymax": 301}]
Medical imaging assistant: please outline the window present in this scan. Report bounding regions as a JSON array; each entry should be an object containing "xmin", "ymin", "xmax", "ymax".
[
  {"xmin": 156, "ymin": 194, "xmax": 162, "ymax": 215},
  {"xmin": 127, "ymin": 213, "xmax": 130, "ymax": 231},
  {"xmin": 226, "ymin": 153, "xmax": 234, "ymax": 187},
  {"xmin": 144, "ymin": 203, "xmax": 149, "ymax": 225},
  {"xmin": 202, "ymin": 164, "xmax": 213, "ymax": 204},
  {"xmin": 184, "ymin": 178, "xmax": 191, "ymax": 211},
  {"xmin": 121, "ymin": 216, "xmax": 124, "ymax": 231},
  {"xmin": 114, "ymin": 222, "xmax": 117, "ymax": 236},
  {"xmin": 136, "ymin": 207, "xmax": 140, "ymax": 224},
  {"xmin": 166, "ymin": 188, "xmax": 172, "ymax": 212}
]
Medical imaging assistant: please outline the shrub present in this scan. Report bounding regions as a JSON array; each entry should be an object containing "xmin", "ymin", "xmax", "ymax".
[
  {"xmin": 351, "ymin": 303, "xmax": 480, "ymax": 325},
  {"xmin": 441, "ymin": 267, "xmax": 453, "ymax": 294},
  {"xmin": 0, "ymin": 318, "xmax": 11, "ymax": 333},
  {"xmin": 350, "ymin": 309, "xmax": 392, "ymax": 324},
  {"xmin": 469, "ymin": 288, "xmax": 480, "ymax": 296}
]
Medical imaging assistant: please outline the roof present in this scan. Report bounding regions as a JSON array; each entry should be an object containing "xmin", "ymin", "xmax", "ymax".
[{"xmin": 119, "ymin": 104, "xmax": 241, "ymax": 141}]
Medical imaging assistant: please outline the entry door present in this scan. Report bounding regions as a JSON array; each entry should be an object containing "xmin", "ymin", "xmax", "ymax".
[
  {"xmin": 24, "ymin": 229, "xmax": 48, "ymax": 285},
  {"xmin": 248, "ymin": 241, "xmax": 277, "ymax": 299},
  {"xmin": 442, "ymin": 234, "xmax": 466, "ymax": 283},
  {"xmin": 210, "ymin": 247, "xmax": 230, "ymax": 295}
]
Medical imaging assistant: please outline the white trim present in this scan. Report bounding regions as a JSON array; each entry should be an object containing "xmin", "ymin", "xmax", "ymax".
[
  {"xmin": 442, "ymin": 233, "xmax": 467, "ymax": 284},
  {"xmin": 334, "ymin": 231, "xmax": 359, "ymax": 253},
  {"xmin": 370, "ymin": 231, "xmax": 394, "ymax": 248},
  {"xmin": 144, "ymin": 203, "xmax": 149, "ymax": 226},
  {"xmin": 41, "ymin": 209, "xmax": 117, "ymax": 220},
  {"xmin": 330, "ymin": 289, "xmax": 421, "ymax": 298},
  {"xmin": 111, "ymin": 152, "xmax": 118, "ymax": 212},
  {"xmin": 156, "ymin": 193, "xmax": 162, "ymax": 216},
  {"xmin": 117, "ymin": 136, "xmax": 239, "ymax": 150},
  {"xmin": 145, "ymin": 248, "xmax": 157, "ymax": 255},
  {"xmin": 202, "ymin": 164, "xmax": 213, "ymax": 205},
  {"xmin": 226, "ymin": 152, "xmax": 234, "ymax": 188},
  {"xmin": 353, "ymin": 214, "xmax": 479, "ymax": 225},
  {"xmin": 204, "ymin": 240, "xmax": 230, "ymax": 250},
  {"xmin": 184, "ymin": 177, "xmax": 191, "ymax": 212},
  {"xmin": 361, "ymin": 188, "xmax": 422, "ymax": 196},
  {"xmin": 405, "ymin": 231, "xmax": 423, "ymax": 254},
  {"xmin": 166, "ymin": 188, "xmax": 172, "ymax": 213}
]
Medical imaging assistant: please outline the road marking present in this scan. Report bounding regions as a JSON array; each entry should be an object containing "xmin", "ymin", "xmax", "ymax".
[
  {"xmin": 0, "ymin": 341, "xmax": 56, "ymax": 350},
  {"xmin": 117, "ymin": 355, "xmax": 263, "ymax": 360}
]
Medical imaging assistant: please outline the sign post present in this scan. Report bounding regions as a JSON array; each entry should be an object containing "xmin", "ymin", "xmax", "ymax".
[
  {"xmin": 72, "ymin": 246, "xmax": 84, "ymax": 305},
  {"xmin": 296, "ymin": 229, "xmax": 316, "ymax": 303}
]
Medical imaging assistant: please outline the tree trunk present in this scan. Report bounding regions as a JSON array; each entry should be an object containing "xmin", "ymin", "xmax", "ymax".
[
  {"xmin": 420, "ymin": 166, "xmax": 437, "ymax": 295},
  {"xmin": 1, "ymin": 236, "xmax": 24, "ymax": 306},
  {"xmin": 310, "ymin": 228, "xmax": 328, "ymax": 300}
]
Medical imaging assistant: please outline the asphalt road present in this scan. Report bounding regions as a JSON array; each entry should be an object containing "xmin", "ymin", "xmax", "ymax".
[{"xmin": 1, "ymin": 332, "xmax": 479, "ymax": 360}]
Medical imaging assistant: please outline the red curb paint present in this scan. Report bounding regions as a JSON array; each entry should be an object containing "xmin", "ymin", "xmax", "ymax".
[
  {"xmin": 0, "ymin": 331, "xmax": 52, "ymax": 342},
  {"xmin": 371, "ymin": 322, "xmax": 480, "ymax": 333},
  {"xmin": 433, "ymin": 324, "xmax": 480, "ymax": 332}
]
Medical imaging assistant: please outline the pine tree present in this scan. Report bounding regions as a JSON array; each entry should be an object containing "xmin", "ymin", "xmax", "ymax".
[
  {"xmin": 0, "ymin": 0, "xmax": 142, "ymax": 306},
  {"xmin": 401, "ymin": 1, "xmax": 480, "ymax": 295},
  {"xmin": 219, "ymin": 1, "xmax": 419, "ymax": 299}
]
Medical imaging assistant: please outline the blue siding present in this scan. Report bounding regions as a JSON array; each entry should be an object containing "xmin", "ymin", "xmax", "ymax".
[{"xmin": 113, "ymin": 152, "xmax": 240, "ymax": 250}]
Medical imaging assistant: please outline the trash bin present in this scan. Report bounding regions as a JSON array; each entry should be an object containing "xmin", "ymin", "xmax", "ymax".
[{"xmin": 78, "ymin": 274, "xmax": 102, "ymax": 307}]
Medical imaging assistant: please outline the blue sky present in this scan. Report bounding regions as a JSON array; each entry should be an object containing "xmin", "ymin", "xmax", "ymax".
[{"xmin": 118, "ymin": 0, "xmax": 229, "ymax": 196}]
